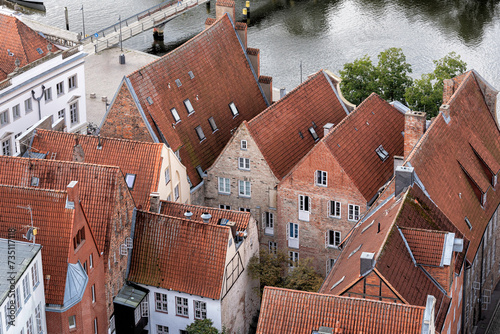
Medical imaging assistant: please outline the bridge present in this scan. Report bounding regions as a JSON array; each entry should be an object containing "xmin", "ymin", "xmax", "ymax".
[{"xmin": 81, "ymin": 0, "xmax": 209, "ymax": 53}]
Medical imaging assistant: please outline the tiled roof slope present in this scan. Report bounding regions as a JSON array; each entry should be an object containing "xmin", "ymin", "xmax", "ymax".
[
  {"xmin": 0, "ymin": 156, "xmax": 126, "ymax": 253},
  {"xmin": 407, "ymin": 71, "xmax": 500, "ymax": 263},
  {"xmin": 401, "ymin": 227, "xmax": 446, "ymax": 266},
  {"xmin": 0, "ymin": 185, "xmax": 73, "ymax": 305},
  {"xmin": 30, "ymin": 129, "xmax": 162, "ymax": 209},
  {"xmin": 159, "ymin": 201, "xmax": 250, "ymax": 231},
  {"xmin": 256, "ymin": 287, "xmax": 425, "ymax": 334},
  {"xmin": 128, "ymin": 210, "xmax": 229, "ymax": 299},
  {"xmin": 0, "ymin": 14, "xmax": 59, "ymax": 81},
  {"xmin": 324, "ymin": 93, "xmax": 405, "ymax": 201},
  {"xmin": 247, "ymin": 70, "xmax": 349, "ymax": 180},
  {"xmin": 124, "ymin": 14, "xmax": 268, "ymax": 187}
]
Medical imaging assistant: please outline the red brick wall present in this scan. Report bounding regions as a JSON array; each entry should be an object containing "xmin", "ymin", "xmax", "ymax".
[{"xmin": 344, "ymin": 272, "xmax": 403, "ymax": 304}]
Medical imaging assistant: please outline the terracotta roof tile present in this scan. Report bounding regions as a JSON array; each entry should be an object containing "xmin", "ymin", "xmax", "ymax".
[
  {"xmin": 0, "ymin": 14, "xmax": 59, "ymax": 81},
  {"xmin": 257, "ymin": 287, "xmax": 425, "ymax": 334},
  {"xmin": 128, "ymin": 210, "xmax": 229, "ymax": 299},
  {"xmin": 0, "ymin": 185, "xmax": 74, "ymax": 305},
  {"xmin": 247, "ymin": 70, "xmax": 349, "ymax": 180},
  {"xmin": 159, "ymin": 201, "xmax": 250, "ymax": 231},
  {"xmin": 30, "ymin": 129, "xmax": 163, "ymax": 209},
  {"xmin": 400, "ymin": 227, "xmax": 446, "ymax": 267}
]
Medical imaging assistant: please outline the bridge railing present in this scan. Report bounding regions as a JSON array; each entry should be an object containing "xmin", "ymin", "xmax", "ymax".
[{"xmin": 81, "ymin": 0, "xmax": 178, "ymax": 44}]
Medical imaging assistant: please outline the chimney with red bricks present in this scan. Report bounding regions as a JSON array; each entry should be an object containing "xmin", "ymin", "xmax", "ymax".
[
  {"xmin": 404, "ymin": 110, "xmax": 426, "ymax": 158},
  {"xmin": 216, "ymin": 0, "xmax": 235, "ymax": 22}
]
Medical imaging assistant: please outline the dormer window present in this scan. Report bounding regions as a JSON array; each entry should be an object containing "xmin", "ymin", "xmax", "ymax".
[
  {"xmin": 229, "ymin": 102, "xmax": 239, "ymax": 117},
  {"xmin": 184, "ymin": 99, "xmax": 194, "ymax": 115},
  {"xmin": 125, "ymin": 173, "xmax": 136, "ymax": 189},
  {"xmin": 375, "ymin": 145, "xmax": 389, "ymax": 162},
  {"xmin": 171, "ymin": 108, "xmax": 180, "ymax": 123},
  {"xmin": 195, "ymin": 126, "xmax": 206, "ymax": 142},
  {"xmin": 308, "ymin": 127, "xmax": 319, "ymax": 141}
]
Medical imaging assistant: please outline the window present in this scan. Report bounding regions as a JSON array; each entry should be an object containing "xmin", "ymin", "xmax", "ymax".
[
  {"xmin": 218, "ymin": 177, "xmax": 230, "ymax": 194},
  {"xmin": 188, "ymin": 70, "xmax": 195, "ymax": 79},
  {"xmin": 26, "ymin": 316, "xmax": 33, "ymax": 334},
  {"xmin": 44, "ymin": 87, "xmax": 52, "ymax": 101},
  {"xmin": 94, "ymin": 318, "xmax": 98, "ymax": 334},
  {"xmin": 2, "ymin": 139, "xmax": 11, "ymax": 156},
  {"xmin": 155, "ymin": 293, "xmax": 168, "ymax": 312},
  {"xmin": 125, "ymin": 173, "xmax": 136, "ymax": 189},
  {"xmin": 263, "ymin": 212, "xmax": 274, "ymax": 235},
  {"xmin": 298, "ymin": 195, "xmax": 310, "ymax": 221},
  {"xmin": 315, "ymin": 170, "xmax": 327, "ymax": 186},
  {"xmin": 229, "ymin": 102, "xmax": 239, "ymax": 116},
  {"xmin": 165, "ymin": 167, "xmax": 171, "ymax": 184},
  {"xmin": 375, "ymin": 145, "xmax": 389, "ymax": 161},
  {"xmin": 24, "ymin": 98, "xmax": 32, "ymax": 113},
  {"xmin": 13, "ymin": 104, "xmax": 21, "ymax": 120},
  {"xmin": 175, "ymin": 79, "xmax": 182, "ymax": 87},
  {"xmin": 327, "ymin": 230, "xmax": 341, "ymax": 248},
  {"xmin": 31, "ymin": 262, "xmax": 39, "ymax": 289},
  {"xmin": 83, "ymin": 261, "xmax": 87, "ymax": 273},
  {"xmin": 348, "ymin": 204, "xmax": 360, "ymax": 221},
  {"xmin": 22, "ymin": 275, "xmax": 31, "ymax": 302},
  {"xmin": 329, "ymin": 200, "xmax": 341, "ymax": 218},
  {"xmin": 141, "ymin": 299, "xmax": 149, "ymax": 317},
  {"xmin": 239, "ymin": 207, "xmax": 251, "ymax": 212},
  {"xmin": 157, "ymin": 325, "xmax": 169, "ymax": 333},
  {"xmin": 269, "ymin": 241, "xmax": 277, "ymax": 254},
  {"xmin": 174, "ymin": 185, "xmax": 179, "ymax": 201},
  {"xmin": 56, "ymin": 81, "xmax": 64, "ymax": 95},
  {"xmin": 91, "ymin": 284, "xmax": 95, "ymax": 303},
  {"xmin": 70, "ymin": 102, "xmax": 79, "ymax": 125},
  {"xmin": 35, "ymin": 303, "xmax": 42, "ymax": 333},
  {"xmin": 58, "ymin": 109, "xmax": 65, "ymax": 119},
  {"xmin": 195, "ymin": 126, "xmax": 205, "ymax": 141},
  {"xmin": 194, "ymin": 300, "xmax": 207, "ymax": 320},
  {"xmin": 170, "ymin": 108, "xmax": 180, "ymax": 123},
  {"xmin": 240, "ymin": 140, "xmax": 247, "ymax": 150},
  {"xmin": 309, "ymin": 127, "xmax": 319, "ymax": 141},
  {"xmin": 326, "ymin": 258, "xmax": 336, "ymax": 274},
  {"xmin": 134, "ymin": 305, "xmax": 141, "ymax": 325},
  {"xmin": 219, "ymin": 204, "xmax": 231, "ymax": 210},
  {"xmin": 289, "ymin": 251, "xmax": 299, "ymax": 267},
  {"xmin": 184, "ymin": 99, "xmax": 195, "ymax": 115},
  {"xmin": 73, "ymin": 227, "xmax": 85, "ymax": 250},
  {"xmin": 238, "ymin": 157, "xmax": 250, "ymax": 170},
  {"xmin": 68, "ymin": 75, "xmax": 77, "ymax": 90},
  {"xmin": 288, "ymin": 222, "xmax": 298, "ymax": 240},
  {"xmin": 89, "ymin": 254, "xmax": 93, "ymax": 269},
  {"xmin": 208, "ymin": 117, "xmax": 218, "ymax": 132},
  {"xmin": 238, "ymin": 180, "xmax": 251, "ymax": 197},
  {"xmin": 0, "ymin": 110, "xmax": 9, "ymax": 126},
  {"xmin": 68, "ymin": 315, "xmax": 76, "ymax": 329},
  {"xmin": 175, "ymin": 297, "xmax": 188, "ymax": 317}
]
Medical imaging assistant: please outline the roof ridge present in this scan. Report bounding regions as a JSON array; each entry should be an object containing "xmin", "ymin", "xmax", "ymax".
[
  {"xmin": 137, "ymin": 210, "xmax": 232, "ymax": 232},
  {"xmin": 0, "ymin": 183, "xmax": 67, "ymax": 195},
  {"xmin": 399, "ymin": 226, "xmax": 448, "ymax": 234},
  {"xmin": 443, "ymin": 71, "xmax": 474, "ymax": 107},
  {"xmin": 5, "ymin": 155, "xmax": 123, "ymax": 172},
  {"xmin": 160, "ymin": 201, "xmax": 251, "ymax": 217}
]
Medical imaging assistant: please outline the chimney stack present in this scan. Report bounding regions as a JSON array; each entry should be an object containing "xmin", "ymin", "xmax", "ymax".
[
  {"xmin": 439, "ymin": 104, "xmax": 451, "ymax": 124},
  {"xmin": 360, "ymin": 252, "xmax": 374, "ymax": 276},
  {"xmin": 421, "ymin": 295, "xmax": 437, "ymax": 334},
  {"xmin": 323, "ymin": 123, "xmax": 335, "ymax": 136},
  {"xmin": 201, "ymin": 212, "xmax": 212, "ymax": 223},
  {"xmin": 236, "ymin": 23, "xmax": 248, "ymax": 50},
  {"xmin": 66, "ymin": 181, "xmax": 79, "ymax": 209},
  {"xmin": 393, "ymin": 156, "xmax": 404, "ymax": 176},
  {"xmin": 404, "ymin": 111, "xmax": 426, "ymax": 158},
  {"xmin": 184, "ymin": 211, "xmax": 193, "ymax": 220},
  {"xmin": 72, "ymin": 136, "xmax": 85, "ymax": 162},
  {"xmin": 259, "ymin": 76, "xmax": 272, "ymax": 105},
  {"xmin": 215, "ymin": 0, "xmax": 235, "ymax": 22},
  {"xmin": 247, "ymin": 48, "xmax": 260, "ymax": 76},
  {"xmin": 149, "ymin": 192, "xmax": 160, "ymax": 213},
  {"xmin": 395, "ymin": 166, "xmax": 414, "ymax": 197}
]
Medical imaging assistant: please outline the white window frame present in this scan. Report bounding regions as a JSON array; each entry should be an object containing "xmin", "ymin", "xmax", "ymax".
[
  {"xmin": 44, "ymin": 87, "xmax": 52, "ymax": 102},
  {"xmin": 12, "ymin": 104, "xmax": 21, "ymax": 120},
  {"xmin": 326, "ymin": 258, "xmax": 336, "ymax": 275},
  {"xmin": 298, "ymin": 195, "xmax": 310, "ymax": 221},
  {"xmin": 195, "ymin": 126, "xmax": 205, "ymax": 141},
  {"xmin": 238, "ymin": 180, "xmax": 251, "ymax": 198},
  {"xmin": 164, "ymin": 167, "xmax": 171, "ymax": 185},
  {"xmin": 31, "ymin": 262, "xmax": 39, "ymax": 290},
  {"xmin": 68, "ymin": 75, "xmax": 77, "ymax": 90},
  {"xmin": 69, "ymin": 315, "xmax": 76, "ymax": 329},
  {"xmin": 289, "ymin": 251, "xmax": 299, "ymax": 267},
  {"xmin": 183, "ymin": 99, "xmax": 194, "ymax": 114},
  {"xmin": 174, "ymin": 185, "xmax": 179, "ymax": 201},
  {"xmin": 208, "ymin": 117, "xmax": 218, "ymax": 132},
  {"xmin": 22, "ymin": 275, "xmax": 31, "ymax": 302},
  {"xmin": 171, "ymin": 108, "xmax": 181, "ymax": 123},
  {"xmin": 238, "ymin": 157, "xmax": 250, "ymax": 170},
  {"xmin": 287, "ymin": 222, "xmax": 299, "ymax": 249},
  {"xmin": 315, "ymin": 170, "xmax": 327, "ymax": 186},
  {"xmin": 0, "ymin": 110, "xmax": 9, "ymax": 127},
  {"xmin": 326, "ymin": 230, "xmax": 341, "ymax": 248},
  {"xmin": 219, "ymin": 204, "xmax": 231, "ymax": 210},
  {"xmin": 348, "ymin": 204, "xmax": 360, "ymax": 221},
  {"xmin": 24, "ymin": 98, "xmax": 33, "ymax": 113},
  {"xmin": 35, "ymin": 303, "xmax": 42, "ymax": 333},
  {"xmin": 269, "ymin": 241, "xmax": 277, "ymax": 254},
  {"xmin": 175, "ymin": 297, "xmax": 188, "ymax": 317},
  {"xmin": 2, "ymin": 139, "xmax": 11, "ymax": 156},
  {"xmin": 240, "ymin": 140, "xmax": 247, "ymax": 150},
  {"xmin": 194, "ymin": 300, "xmax": 207, "ymax": 320},
  {"xmin": 157, "ymin": 325, "xmax": 169, "ymax": 334},
  {"xmin": 263, "ymin": 212, "xmax": 274, "ymax": 235},
  {"xmin": 58, "ymin": 109, "xmax": 65, "ymax": 119},
  {"xmin": 56, "ymin": 81, "xmax": 64, "ymax": 95},
  {"xmin": 229, "ymin": 102, "xmax": 239, "ymax": 117},
  {"xmin": 26, "ymin": 316, "xmax": 33, "ymax": 334},
  {"xmin": 328, "ymin": 200, "xmax": 341, "ymax": 218},
  {"xmin": 70, "ymin": 102, "xmax": 79, "ymax": 125},
  {"xmin": 218, "ymin": 177, "xmax": 230, "ymax": 194},
  {"xmin": 155, "ymin": 292, "xmax": 168, "ymax": 313}
]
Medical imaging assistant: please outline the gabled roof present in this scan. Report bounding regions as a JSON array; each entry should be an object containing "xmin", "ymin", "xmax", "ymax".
[
  {"xmin": 159, "ymin": 200, "xmax": 250, "ymax": 231},
  {"xmin": 0, "ymin": 156, "xmax": 129, "ymax": 253},
  {"xmin": 112, "ymin": 14, "xmax": 268, "ymax": 188},
  {"xmin": 322, "ymin": 93, "xmax": 405, "ymax": 201},
  {"xmin": 247, "ymin": 70, "xmax": 350, "ymax": 180},
  {"xmin": 256, "ymin": 287, "xmax": 425, "ymax": 334},
  {"xmin": 407, "ymin": 71, "xmax": 500, "ymax": 263},
  {"xmin": 0, "ymin": 185, "xmax": 74, "ymax": 305},
  {"xmin": 29, "ymin": 129, "xmax": 163, "ymax": 209},
  {"xmin": 0, "ymin": 13, "xmax": 59, "ymax": 81},
  {"xmin": 128, "ymin": 210, "xmax": 230, "ymax": 299}
]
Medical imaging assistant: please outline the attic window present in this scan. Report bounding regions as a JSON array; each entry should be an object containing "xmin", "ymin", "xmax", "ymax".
[
  {"xmin": 309, "ymin": 127, "xmax": 319, "ymax": 141},
  {"xmin": 465, "ymin": 217, "xmax": 472, "ymax": 230},
  {"xmin": 36, "ymin": 48, "xmax": 43, "ymax": 55},
  {"xmin": 188, "ymin": 71, "xmax": 195, "ymax": 79},
  {"xmin": 171, "ymin": 108, "xmax": 180, "ymax": 123},
  {"xmin": 184, "ymin": 99, "xmax": 194, "ymax": 115},
  {"xmin": 375, "ymin": 145, "xmax": 389, "ymax": 162},
  {"xmin": 195, "ymin": 126, "xmax": 206, "ymax": 142},
  {"xmin": 147, "ymin": 97, "xmax": 153, "ymax": 105},
  {"xmin": 229, "ymin": 102, "xmax": 239, "ymax": 117},
  {"xmin": 208, "ymin": 117, "xmax": 218, "ymax": 132},
  {"xmin": 348, "ymin": 244, "xmax": 362, "ymax": 258},
  {"xmin": 125, "ymin": 173, "xmax": 136, "ymax": 189},
  {"xmin": 31, "ymin": 177, "xmax": 40, "ymax": 187},
  {"xmin": 175, "ymin": 79, "xmax": 182, "ymax": 87}
]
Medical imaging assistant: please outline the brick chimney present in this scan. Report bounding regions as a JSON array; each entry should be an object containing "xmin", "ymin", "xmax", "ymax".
[
  {"xmin": 66, "ymin": 181, "xmax": 79, "ymax": 209},
  {"xmin": 404, "ymin": 111, "xmax": 426, "ymax": 158},
  {"xmin": 247, "ymin": 48, "xmax": 260, "ymax": 76},
  {"xmin": 149, "ymin": 192, "xmax": 160, "ymax": 213},
  {"xmin": 236, "ymin": 22, "xmax": 247, "ymax": 50},
  {"xmin": 72, "ymin": 137, "xmax": 85, "ymax": 162},
  {"xmin": 215, "ymin": 0, "xmax": 235, "ymax": 22},
  {"xmin": 324, "ymin": 123, "xmax": 335, "ymax": 136},
  {"xmin": 259, "ymin": 76, "xmax": 272, "ymax": 105}
]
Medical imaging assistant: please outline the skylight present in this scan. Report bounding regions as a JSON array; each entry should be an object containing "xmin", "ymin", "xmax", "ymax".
[
  {"xmin": 184, "ymin": 99, "xmax": 194, "ymax": 114},
  {"xmin": 188, "ymin": 71, "xmax": 195, "ymax": 79},
  {"xmin": 330, "ymin": 276, "xmax": 345, "ymax": 290},
  {"xmin": 171, "ymin": 108, "xmax": 180, "ymax": 123},
  {"xmin": 465, "ymin": 217, "xmax": 472, "ymax": 229},
  {"xmin": 229, "ymin": 102, "xmax": 239, "ymax": 117},
  {"xmin": 375, "ymin": 145, "xmax": 389, "ymax": 161},
  {"xmin": 309, "ymin": 127, "xmax": 319, "ymax": 141},
  {"xmin": 36, "ymin": 48, "xmax": 43, "ymax": 55},
  {"xmin": 147, "ymin": 97, "xmax": 153, "ymax": 105},
  {"xmin": 125, "ymin": 173, "xmax": 136, "ymax": 189},
  {"xmin": 195, "ymin": 126, "xmax": 206, "ymax": 141},
  {"xmin": 31, "ymin": 177, "xmax": 40, "ymax": 187},
  {"xmin": 361, "ymin": 220, "xmax": 374, "ymax": 234},
  {"xmin": 175, "ymin": 79, "xmax": 182, "ymax": 87},
  {"xmin": 348, "ymin": 244, "xmax": 362, "ymax": 258}
]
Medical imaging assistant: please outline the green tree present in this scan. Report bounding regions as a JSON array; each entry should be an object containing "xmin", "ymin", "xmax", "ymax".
[
  {"xmin": 339, "ymin": 55, "xmax": 378, "ymax": 105},
  {"xmin": 185, "ymin": 319, "xmax": 221, "ymax": 334},
  {"xmin": 283, "ymin": 258, "xmax": 323, "ymax": 292},
  {"xmin": 376, "ymin": 48, "xmax": 413, "ymax": 102}
]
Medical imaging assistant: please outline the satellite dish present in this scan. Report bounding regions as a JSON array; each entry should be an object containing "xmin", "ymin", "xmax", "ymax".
[{"xmin": 24, "ymin": 227, "xmax": 34, "ymax": 241}]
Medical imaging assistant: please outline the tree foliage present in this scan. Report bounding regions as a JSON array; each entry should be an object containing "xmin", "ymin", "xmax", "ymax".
[
  {"xmin": 185, "ymin": 319, "xmax": 221, "ymax": 334},
  {"xmin": 283, "ymin": 258, "xmax": 323, "ymax": 292},
  {"xmin": 339, "ymin": 55, "xmax": 377, "ymax": 105},
  {"xmin": 376, "ymin": 48, "xmax": 413, "ymax": 102}
]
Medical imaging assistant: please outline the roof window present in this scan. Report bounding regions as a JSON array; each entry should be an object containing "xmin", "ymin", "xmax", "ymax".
[
  {"xmin": 375, "ymin": 145, "xmax": 389, "ymax": 162},
  {"xmin": 195, "ymin": 126, "xmax": 206, "ymax": 142},
  {"xmin": 184, "ymin": 99, "xmax": 194, "ymax": 115},
  {"xmin": 125, "ymin": 173, "xmax": 136, "ymax": 189},
  {"xmin": 348, "ymin": 244, "xmax": 362, "ymax": 258},
  {"xmin": 188, "ymin": 71, "xmax": 195, "ymax": 79},
  {"xmin": 208, "ymin": 117, "xmax": 218, "ymax": 132},
  {"xmin": 147, "ymin": 97, "xmax": 153, "ymax": 105},
  {"xmin": 229, "ymin": 102, "xmax": 239, "ymax": 117},
  {"xmin": 31, "ymin": 177, "xmax": 40, "ymax": 187},
  {"xmin": 175, "ymin": 79, "xmax": 182, "ymax": 87},
  {"xmin": 36, "ymin": 48, "xmax": 43, "ymax": 55},
  {"xmin": 308, "ymin": 127, "xmax": 319, "ymax": 141},
  {"xmin": 171, "ymin": 108, "xmax": 180, "ymax": 123},
  {"xmin": 312, "ymin": 121, "xmax": 317, "ymax": 129}
]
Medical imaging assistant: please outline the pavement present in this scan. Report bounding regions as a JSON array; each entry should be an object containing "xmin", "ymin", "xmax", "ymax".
[{"xmin": 477, "ymin": 279, "xmax": 500, "ymax": 334}]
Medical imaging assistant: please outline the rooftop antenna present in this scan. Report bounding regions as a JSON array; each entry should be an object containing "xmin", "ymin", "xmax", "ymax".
[{"xmin": 17, "ymin": 205, "xmax": 37, "ymax": 244}]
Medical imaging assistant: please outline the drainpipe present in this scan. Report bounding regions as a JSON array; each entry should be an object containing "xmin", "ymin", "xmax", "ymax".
[{"xmin": 31, "ymin": 85, "xmax": 45, "ymax": 121}]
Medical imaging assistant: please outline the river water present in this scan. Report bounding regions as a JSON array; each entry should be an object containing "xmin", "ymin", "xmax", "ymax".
[{"xmin": 22, "ymin": 0, "xmax": 500, "ymax": 96}]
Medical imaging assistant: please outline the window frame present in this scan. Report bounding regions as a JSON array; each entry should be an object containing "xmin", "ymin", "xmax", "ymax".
[
  {"xmin": 183, "ymin": 99, "xmax": 195, "ymax": 115},
  {"xmin": 125, "ymin": 173, "xmax": 136, "ymax": 189},
  {"xmin": 2, "ymin": 138, "xmax": 11, "ymax": 156},
  {"xmin": 68, "ymin": 75, "xmax": 77, "ymax": 90},
  {"xmin": 315, "ymin": 170, "xmax": 327, "ymax": 186},
  {"xmin": 12, "ymin": 104, "xmax": 21, "ymax": 120},
  {"xmin": 0, "ymin": 110, "xmax": 9, "ymax": 127},
  {"xmin": 175, "ymin": 296, "xmax": 189, "ymax": 317},
  {"xmin": 218, "ymin": 177, "xmax": 230, "ymax": 194},
  {"xmin": 229, "ymin": 102, "xmax": 239, "ymax": 117},
  {"xmin": 194, "ymin": 300, "xmax": 207, "ymax": 320},
  {"xmin": 170, "ymin": 108, "xmax": 181, "ymax": 123},
  {"xmin": 208, "ymin": 117, "xmax": 218, "ymax": 132},
  {"xmin": 269, "ymin": 241, "xmax": 277, "ymax": 254},
  {"xmin": 328, "ymin": 200, "xmax": 341, "ymax": 218},
  {"xmin": 348, "ymin": 204, "xmax": 360, "ymax": 221},
  {"xmin": 238, "ymin": 180, "xmax": 251, "ymax": 198},
  {"xmin": 56, "ymin": 81, "xmax": 64, "ymax": 95},
  {"xmin": 288, "ymin": 222, "xmax": 299, "ymax": 240},
  {"xmin": 289, "ymin": 251, "xmax": 299, "ymax": 267},
  {"xmin": 155, "ymin": 292, "xmax": 168, "ymax": 313},
  {"xmin": 238, "ymin": 157, "xmax": 250, "ymax": 170},
  {"xmin": 68, "ymin": 315, "xmax": 76, "ymax": 329},
  {"xmin": 44, "ymin": 87, "xmax": 52, "ymax": 102},
  {"xmin": 58, "ymin": 108, "xmax": 65, "ymax": 119},
  {"xmin": 240, "ymin": 140, "xmax": 247, "ymax": 150},
  {"xmin": 24, "ymin": 98, "xmax": 33, "ymax": 114},
  {"xmin": 327, "ymin": 230, "xmax": 341, "ymax": 248},
  {"xmin": 195, "ymin": 125, "xmax": 206, "ymax": 142},
  {"xmin": 69, "ymin": 102, "xmax": 79, "ymax": 125}
]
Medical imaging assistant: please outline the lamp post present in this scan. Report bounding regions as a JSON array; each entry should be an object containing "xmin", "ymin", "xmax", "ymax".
[
  {"xmin": 81, "ymin": 5, "xmax": 86, "ymax": 37},
  {"xmin": 119, "ymin": 15, "xmax": 123, "ymax": 52}
]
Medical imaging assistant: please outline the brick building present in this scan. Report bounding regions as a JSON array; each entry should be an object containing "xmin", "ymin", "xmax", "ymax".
[
  {"xmin": 0, "ymin": 183, "xmax": 107, "ymax": 334},
  {"xmin": 276, "ymin": 93, "xmax": 407, "ymax": 276},
  {"xmin": 99, "ymin": 11, "xmax": 270, "ymax": 203},
  {"xmin": 0, "ymin": 156, "xmax": 136, "ymax": 333},
  {"xmin": 204, "ymin": 70, "xmax": 354, "ymax": 250}
]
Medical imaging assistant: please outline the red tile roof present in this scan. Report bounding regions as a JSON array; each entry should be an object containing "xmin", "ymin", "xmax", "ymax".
[
  {"xmin": 159, "ymin": 201, "xmax": 250, "ymax": 231},
  {"xmin": 128, "ymin": 210, "xmax": 230, "ymax": 299},
  {"xmin": 256, "ymin": 287, "xmax": 425, "ymax": 334},
  {"xmin": 247, "ymin": 70, "xmax": 350, "ymax": 180},
  {"xmin": 30, "ymin": 129, "xmax": 163, "ymax": 209},
  {"xmin": 400, "ymin": 227, "xmax": 446, "ymax": 266},
  {"xmin": 323, "ymin": 93, "xmax": 405, "ymax": 201},
  {"xmin": 113, "ymin": 14, "xmax": 268, "ymax": 188},
  {"xmin": 0, "ymin": 14, "xmax": 59, "ymax": 81},
  {"xmin": 0, "ymin": 185, "xmax": 74, "ymax": 305},
  {"xmin": 0, "ymin": 155, "xmax": 129, "ymax": 254}
]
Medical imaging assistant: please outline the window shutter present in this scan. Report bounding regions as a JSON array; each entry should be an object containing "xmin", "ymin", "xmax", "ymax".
[{"xmin": 286, "ymin": 223, "xmax": 290, "ymax": 240}]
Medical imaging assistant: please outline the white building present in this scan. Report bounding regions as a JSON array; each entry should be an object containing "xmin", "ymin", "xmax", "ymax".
[
  {"xmin": 0, "ymin": 12, "xmax": 87, "ymax": 157},
  {"xmin": 0, "ymin": 239, "xmax": 47, "ymax": 334}
]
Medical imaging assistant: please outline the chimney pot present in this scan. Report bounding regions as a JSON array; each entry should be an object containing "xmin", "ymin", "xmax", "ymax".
[
  {"xmin": 280, "ymin": 88, "xmax": 287, "ymax": 99},
  {"xmin": 184, "ymin": 211, "xmax": 193, "ymax": 220},
  {"xmin": 439, "ymin": 104, "xmax": 451, "ymax": 124},
  {"xmin": 149, "ymin": 192, "xmax": 160, "ymax": 213},
  {"xmin": 201, "ymin": 212, "xmax": 211, "ymax": 223},
  {"xmin": 66, "ymin": 181, "xmax": 79, "ymax": 209},
  {"xmin": 323, "ymin": 123, "xmax": 335, "ymax": 136}
]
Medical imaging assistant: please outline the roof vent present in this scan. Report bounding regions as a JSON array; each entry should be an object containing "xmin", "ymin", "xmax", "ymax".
[
  {"xmin": 147, "ymin": 97, "xmax": 153, "ymax": 105},
  {"xmin": 360, "ymin": 252, "xmax": 375, "ymax": 276},
  {"xmin": 323, "ymin": 123, "xmax": 334, "ymax": 136},
  {"xmin": 201, "ymin": 212, "xmax": 211, "ymax": 223},
  {"xmin": 184, "ymin": 211, "xmax": 193, "ymax": 220},
  {"xmin": 375, "ymin": 145, "xmax": 389, "ymax": 162},
  {"xmin": 7, "ymin": 49, "xmax": 14, "ymax": 56},
  {"xmin": 395, "ymin": 166, "xmax": 414, "ymax": 197}
]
